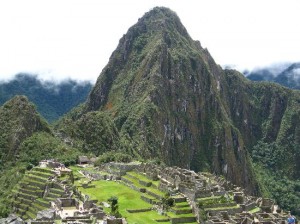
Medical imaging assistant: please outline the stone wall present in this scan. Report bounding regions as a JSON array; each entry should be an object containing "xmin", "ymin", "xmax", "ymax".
[
  {"xmin": 170, "ymin": 216, "xmax": 197, "ymax": 224},
  {"xmin": 139, "ymin": 179, "xmax": 152, "ymax": 187},
  {"xmin": 245, "ymin": 202, "xmax": 257, "ymax": 211},
  {"xmin": 146, "ymin": 190, "xmax": 161, "ymax": 200},
  {"xmin": 107, "ymin": 218, "xmax": 123, "ymax": 224},
  {"xmin": 141, "ymin": 195, "xmax": 156, "ymax": 204},
  {"xmin": 206, "ymin": 207, "xmax": 243, "ymax": 216},
  {"xmin": 127, "ymin": 208, "xmax": 152, "ymax": 213},
  {"xmin": 59, "ymin": 198, "xmax": 78, "ymax": 207}
]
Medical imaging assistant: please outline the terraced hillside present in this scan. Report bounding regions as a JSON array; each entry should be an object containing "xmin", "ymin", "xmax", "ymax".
[{"xmin": 12, "ymin": 166, "xmax": 70, "ymax": 221}]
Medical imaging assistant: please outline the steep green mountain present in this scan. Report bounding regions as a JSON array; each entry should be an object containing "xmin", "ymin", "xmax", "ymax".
[
  {"xmin": 246, "ymin": 62, "xmax": 300, "ymax": 89},
  {"xmin": 0, "ymin": 73, "xmax": 92, "ymax": 122},
  {"xmin": 56, "ymin": 7, "xmax": 300, "ymax": 212},
  {"xmin": 0, "ymin": 95, "xmax": 50, "ymax": 166},
  {"xmin": 0, "ymin": 96, "xmax": 80, "ymax": 217},
  {"xmin": 59, "ymin": 7, "xmax": 257, "ymax": 193}
]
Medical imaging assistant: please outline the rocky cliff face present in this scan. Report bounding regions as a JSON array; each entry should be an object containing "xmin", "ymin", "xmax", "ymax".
[
  {"xmin": 0, "ymin": 95, "xmax": 50, "ymax": 166},
  {"xmin": 84, "ymin": 7, "xmax": 264, "ymax": 194}
]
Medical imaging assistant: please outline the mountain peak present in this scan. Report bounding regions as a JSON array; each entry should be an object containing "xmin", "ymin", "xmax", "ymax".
[
  {"xmin": 87, "ymin": 7, "xmax": 201, "ymax": 111},
  {"xmin": 134, "ymin": 6, "xmax": 190, "ymax": 41},
  {"xmin": 0, "ymin": 95, "xmax": 50, "ymax": 162},
  {"xmin": 1, "ymin": 95, "xmax": 49, "ymax": 130},
  {"xmin": 138, "ymin": 7, "xmax": 181, "ymax": 26},
  {"xmin": 3, "ymin": 95, "xmax": 34, "ymax": 114}
]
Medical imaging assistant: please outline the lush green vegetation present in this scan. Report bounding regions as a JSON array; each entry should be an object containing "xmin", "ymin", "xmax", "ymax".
[
  {"xmin": 108, "ymin": 196, "xmax": 121, "ymax": 217},
  {"xmin": 76, "ymin": 180, "xmax": 166, "ymax": 224},
  {"xmin": 0, "ymin": 73, "xmax": 92, "ymax": 122},
  {"xmin": 19, "ymin": 132, "xmax": 81, "ymax": 166},
  {"xmin": 253, "ymin": 163, "xmax": 300, "ymax": 215},
  {"xmin": 0, "ymin": 164, "xmax": 27, "ymax": 217},
  {"xmin": 252, "ymin": 139, "xmax": 300, "ymax": 215},
  {"xmin": 56, "ymin": 111, "xmax": 120, "ymax": 156},
  {"xmin": 94, "ymin": 151, "xmax": 133, "ymax": 165}
]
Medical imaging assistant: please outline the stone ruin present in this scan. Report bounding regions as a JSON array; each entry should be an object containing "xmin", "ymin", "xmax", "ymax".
[
  {"xmin": 131, "ymin": 163, "xmax": 290, "ymax": 224},
  {"xmin": 2, "ymin": 159, "xmax": 292, "ymax": 224}
]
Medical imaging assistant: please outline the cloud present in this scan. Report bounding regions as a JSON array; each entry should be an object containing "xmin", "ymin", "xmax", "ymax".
[
  {"xmin": 1, "ymin": 0, "xmax": 300, "ymax": 82},
  {"xmin": 293, "ymin": 68, "xmax": 300, "ymax": 76}
]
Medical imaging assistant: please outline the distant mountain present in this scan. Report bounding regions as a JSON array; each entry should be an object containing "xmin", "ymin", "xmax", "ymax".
[
  {"xmin": 246, "ymin": 63, "xmax": 300, "ymax": 89},
  {"xmin": 0, "ymin": 73, "xmax": 92, "ymax": 122}
]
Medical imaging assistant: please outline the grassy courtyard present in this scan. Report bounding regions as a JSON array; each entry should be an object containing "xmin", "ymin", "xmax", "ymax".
[
  {"xmin": 76, "ymin": 180, "xmax": 169, "ymax": 224},
  {"xmin": 71, "ymin": 165, "xmax": 197, "ymax": 223}
]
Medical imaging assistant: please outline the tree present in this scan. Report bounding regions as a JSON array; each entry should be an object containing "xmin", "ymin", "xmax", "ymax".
[
  {"xmin": 108, "ymin": 196, "xmax": 121, "ymax": 217},
  {"xmin": 161, "ymin": 193, "xmax": 174, "ymax": 211}
]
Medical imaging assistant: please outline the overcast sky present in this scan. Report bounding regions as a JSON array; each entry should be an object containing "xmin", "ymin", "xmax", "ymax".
[{"xmin": 1, "ymin": 0, "xmax": 300, "ymax": 82}]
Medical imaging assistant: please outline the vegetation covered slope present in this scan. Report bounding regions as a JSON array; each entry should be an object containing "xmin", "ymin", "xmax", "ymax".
[
  {"xmin": 57, "ymin": 7, "xmax": 299, "ymax": 212},
  {"xmin": 0, "ymin": 95, "xmax": 50, "ymax": 165},
  {"xmin": 0, "ymin": 96, "xmax": 80, "ymax": 217},
  {"xmin": 0, "ymin": 73, "xmax": 92, "ymax": 122}
]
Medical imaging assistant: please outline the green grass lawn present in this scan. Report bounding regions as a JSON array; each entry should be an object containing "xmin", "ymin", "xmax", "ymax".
[{"xmin": 77, "ymin": 180, "xmax": 168, "ymax": 224}]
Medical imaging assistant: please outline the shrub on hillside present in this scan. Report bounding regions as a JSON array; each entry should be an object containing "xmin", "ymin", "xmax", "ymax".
[{"xmin": 94, "ymin": 151, "xmax": 133, "ymax": 166}]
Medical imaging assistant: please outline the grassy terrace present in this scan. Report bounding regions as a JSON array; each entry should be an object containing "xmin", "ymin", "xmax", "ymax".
[
  {"xmin": 122, "ymin": 174, "xmax": 165, "ymax": 197},
  {"xmin": 197, "ymin": 195, "xmax": 223, "ymax": 201},
  {"xmin": 127, "ymin": 171, "xmax": 160, "ymax": 187},
  {"xmin": 14, "ymin": 167, "xmax": 55, "ymax": 220},
  {"xmin": 76, "ymin": 180, "xmax": 168, "ymax": 224},
  {"xmin": 72, "ymin": 167, "xmax": 197, "ymax": 224},
  {"xmin": 204, "ymin": 204, "xmax": 240, "ymax": 211},
  {"xmin": 197, "ymin": 194, "xmax": 238, "ymax": 212},
  {"xmin": 174, "ymin": 201, "xmax": 190, "ymax": 209}
]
